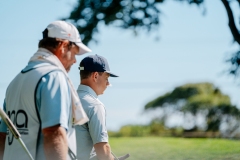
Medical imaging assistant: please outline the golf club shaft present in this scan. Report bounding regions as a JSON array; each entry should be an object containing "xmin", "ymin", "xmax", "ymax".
[
  {"xmin": 0, "ymin": 108, "xmax": 34, "ymax": 160},
  {"xmin": 111, "ymin": 151, "xmax": 119, "ymax": 160},
  {"xmin": 18, "ymin": 138, "xmax": 34, "ymax": 160},
  {"xmin": 0, "ymin": 108, "xmax": 20, "ymax": 139},
  {"xmin": 68, "ymin": 147, "xmax": 78, "ymax": 160}
]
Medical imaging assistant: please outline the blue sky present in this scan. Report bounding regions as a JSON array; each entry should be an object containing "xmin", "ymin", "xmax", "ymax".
[{"xmin": 0, "ymin": 0, "xmax": 239, "ymax": 131}]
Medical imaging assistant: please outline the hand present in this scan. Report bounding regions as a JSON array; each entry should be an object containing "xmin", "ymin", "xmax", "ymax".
[{"xmin": 114, "ymin": 153, "xmax": 130, "ymax": 160}]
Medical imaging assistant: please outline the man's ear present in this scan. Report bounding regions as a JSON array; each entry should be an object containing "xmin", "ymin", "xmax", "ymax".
[
  {"xmin": 55, "ymin": 40, "xmax": 69, "ymax": 57},
  {"xmin": 92, "ymin": 72, "xmax": 99, "ymax": 82}
]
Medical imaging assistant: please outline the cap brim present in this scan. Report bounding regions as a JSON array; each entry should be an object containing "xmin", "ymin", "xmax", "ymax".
[
  {"xmin": 76, "ymin": 42, "xmax": 92, "ymax": 55},
  {"xmin": 105, "ymin": 71, "xmax": 118, "ymax": 77}
]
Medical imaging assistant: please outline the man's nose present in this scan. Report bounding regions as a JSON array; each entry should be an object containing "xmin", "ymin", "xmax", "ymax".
[{"xmin": 107, "ymin": 81, "xmax": 112, "ymax": 87}]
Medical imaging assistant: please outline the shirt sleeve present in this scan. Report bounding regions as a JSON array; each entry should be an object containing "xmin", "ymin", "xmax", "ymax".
[
  {"xmin": 0, "ymin": 100, "xmax": 8, "ymax": 133},
  {"xmin": 88, "ymin": 104, "xmax": 108, "ymax": 145},
  {"xmin": 36, "ymin": 71, "xmax": 71, "ymax": 131}
]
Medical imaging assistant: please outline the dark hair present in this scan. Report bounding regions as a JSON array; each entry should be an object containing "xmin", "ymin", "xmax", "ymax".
[
  {"xmin": 80, "ymin": 70, "xmax": 92, "ymax": 80},
  {"xmin": 38, "ymin": 38, "xmax": 76, "ymax": 50},
  {"xmin": 38, "ymin": 38, "xmax": 60, "ymax": 48}
]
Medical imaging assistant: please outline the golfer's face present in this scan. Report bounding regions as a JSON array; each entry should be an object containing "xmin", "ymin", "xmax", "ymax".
[
  {"xmin": 62, "ymin": 43, "xmax": 79, "ymax": 72},
  {"xmin": 96, "ymin": 72, "xmax": 110, "ymax": 95}
]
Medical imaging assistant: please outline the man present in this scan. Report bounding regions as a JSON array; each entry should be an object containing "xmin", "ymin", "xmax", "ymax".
[
  {"xmin": 0, "ymin": 20, "xmax": 90, "ymax": 160},
  {"xmin": 76, "ymin": 54, "xmax": 117, "ymax": 160},
  {"xmin": 76, "ymin": 55, "xmax": 129, "ymax": 160}
]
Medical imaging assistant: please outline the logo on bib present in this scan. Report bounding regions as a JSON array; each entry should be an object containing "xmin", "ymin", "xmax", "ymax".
[{"xmin": 7, "ymin": 110, "xmax": 29, "ymax": 145}]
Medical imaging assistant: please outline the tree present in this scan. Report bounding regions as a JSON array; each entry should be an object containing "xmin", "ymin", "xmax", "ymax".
[
  {"xmin": 63, "ymin": 0, "xmax": 240, "ymax": 75},
  {"xmin": 144, "ymin": 82, "xmax": 240, "ymax": 138}
]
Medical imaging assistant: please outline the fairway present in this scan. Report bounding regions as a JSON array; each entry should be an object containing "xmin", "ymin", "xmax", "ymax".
[{"xmin": 110, "ymin": 137, "xmax": 240, "ymax": 160}]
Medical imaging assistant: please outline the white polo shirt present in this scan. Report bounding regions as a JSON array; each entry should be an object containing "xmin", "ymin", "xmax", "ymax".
[{"xmin": 76, "ymin": 84, "xmax": 108, "ymax": 160}]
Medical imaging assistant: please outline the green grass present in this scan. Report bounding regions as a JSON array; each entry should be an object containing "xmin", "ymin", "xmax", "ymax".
[{"xmin": 109, "ymin": 137, "xmax": 240, "ymax": 160}]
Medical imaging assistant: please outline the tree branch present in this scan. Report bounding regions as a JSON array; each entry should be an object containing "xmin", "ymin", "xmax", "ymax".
[{"xmin": 221, "ymin": 0, "xmax": 240, "ymax": 45}]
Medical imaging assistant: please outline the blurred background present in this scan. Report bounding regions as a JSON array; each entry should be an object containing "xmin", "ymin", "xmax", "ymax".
[{"xmin": 0, "ymin": 0, "xmax": 239, "ymax": 139}]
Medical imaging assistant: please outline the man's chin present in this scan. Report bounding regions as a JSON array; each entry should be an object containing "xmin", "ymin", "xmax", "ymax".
[{"xmin": 66, "ymin": 67, "xmax": 71, "ymax": 73}]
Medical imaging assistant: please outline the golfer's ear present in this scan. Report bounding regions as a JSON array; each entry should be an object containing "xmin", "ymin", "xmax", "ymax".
[
  {"xmin": 92, "ymin": 72, "xmax": 98, "ymax": 82},
  {"xmin": 54, "ymin": 40, "xmax": 68, "ymax": 57}
]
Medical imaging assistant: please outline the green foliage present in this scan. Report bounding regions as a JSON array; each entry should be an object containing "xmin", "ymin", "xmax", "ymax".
[
  {"xmin": 145, "ymin": 82, "xmax": 231, "ymax": 111},
  {"xmin": 63, "ymin": 1, "xmax": 240, "ymax": 76},
  {"xmin": 144, "ymin": 82, "xmax": 240, "ymax": 134},
  {"xmin": 148, "ymin": 119, "xmax": 173, "ymax": 136},
  {"xmin": 115, "ymin": 125, "xmax": 149, "ymax": 137},
  {"xmin": 63, "ymin": 0, "xmax": 204, "ymax": 45},
  {"xmin": 109, "ymin": 119, "xmax": 173, "ymax": 137},
  {"xmin": 227, "ymin": 50, "xmax": 240, "ymax": 76}
]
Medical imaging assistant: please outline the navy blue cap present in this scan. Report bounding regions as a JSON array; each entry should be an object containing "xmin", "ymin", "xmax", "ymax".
[{"xmin": 79, "ymin": 54, "xmax": 118, "ymax": 77}]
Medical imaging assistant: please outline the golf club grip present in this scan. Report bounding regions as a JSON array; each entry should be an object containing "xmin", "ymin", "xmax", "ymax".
[
  {"xmin": 0, "ymin": 108, "xmax": 21, "ymax": 139},
  {"xmin": 118, "ymin": 154, "xmax": 130, "ymax": 160}
]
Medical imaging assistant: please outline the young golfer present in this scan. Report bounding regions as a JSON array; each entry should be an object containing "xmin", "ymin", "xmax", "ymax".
[
  {"xmin": 76, "ymin": 54, "xmax": 130, "ymax": 160},
  {"xmin": 75, "ymin": 54, "xmax": 117, "ymax": 160}
]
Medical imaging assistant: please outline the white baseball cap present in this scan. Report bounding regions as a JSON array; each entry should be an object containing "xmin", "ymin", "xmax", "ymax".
[{"xmin": 43, "ymin": 20, "xmax": 92, "ymax": 55}]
